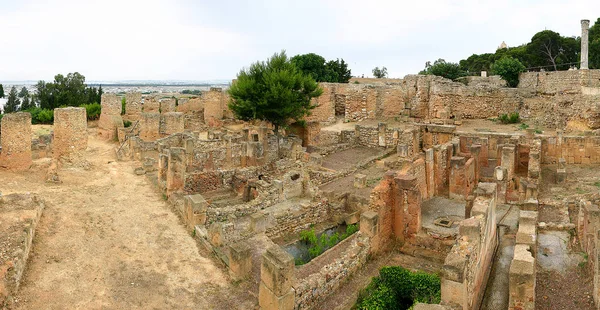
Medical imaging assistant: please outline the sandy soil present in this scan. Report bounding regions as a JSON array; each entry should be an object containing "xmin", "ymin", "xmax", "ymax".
[{"xmin": 2, "ymin": 128, "xmax": 251, "ymax": 310}]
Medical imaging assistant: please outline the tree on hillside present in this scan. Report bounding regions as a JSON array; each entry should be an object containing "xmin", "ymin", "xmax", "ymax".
[
  {"xmin": 372, "ymin": 66, "xmax": 388, "ymax": 78},
  {"xmin": 4, "ymin": 86, "xmax": 21, "ymax": 113},
  {"xmin": 420, "ymin": 59, "xmax": 467, "ymax": 81},
  {"xmin": 228, "ymin": 51, "xmax": 323, "ymax": 152},
  {"xmin": 491, "ymin": 57, "xmax": 526, "ymax": 87},
  {"xmin": 526, "ymin": 30, "xmax": 579, "ymax": 71},
  {"xmin": 0, "ymin": 84, "xmax": 4, "ymax": 98},
  {"xmin": 34, "ymin": 72, "xmax": 102, "ymax": 109},
  {"xmin": 290, "ymin": 53, "xmax": 352, "ymax": 83},
  {"xmin": 326, "ymin": 58, "xmax": 352, "ymax": 83}
]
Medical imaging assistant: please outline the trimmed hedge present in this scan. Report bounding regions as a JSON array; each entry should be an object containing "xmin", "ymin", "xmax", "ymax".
[
  {"xmin": 355, "ymin": 266, "xmax": 441, "ymax": 310},
  {"xmin": 81, "ymin": 103, "xmax": 101, "ymax": 120}
]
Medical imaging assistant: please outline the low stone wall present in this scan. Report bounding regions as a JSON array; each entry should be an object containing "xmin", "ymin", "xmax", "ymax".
[
  {"xmin": 265, "ymin": 199, "xmax": 331, "ymax": 240},
  {"xmin": 0, "ymin": 194, "xmax": 45, "ymax": 307},
  {"xmin": 294, "ymin": 232, "xmax": 370, "ymax": 309}
]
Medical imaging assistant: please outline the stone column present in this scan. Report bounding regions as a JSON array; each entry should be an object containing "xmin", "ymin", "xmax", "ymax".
[
  {"xmin": 166, "ymin": 148, "xmax": 186, "ymax": 196},
  {"xmin": 228, "ymin": 241, "xmax": 252, "ymax": 281},
  {"xmin": 183, "ymin": 194, "xmax": 208, "ymax": 229},
  {"xmin": 53, "ymin": 107, "xmax": 88, "ymax": 163},
  {"xmin": 378, "ymin": 122, "xmax": 387, "ymax": 147},
  {"xmin": 449, "ymin": 156, "xmax": 467, "ymax": 200},
  {"xmin": 394, "ymin": 175, "xmax": 422, "ymax": 237},
  {"xmin": 259, "ymin": 246, "xmax": 295, "ymax": 310},
  {"xmin": 0, "ymin": 112, "xmax": 32, "ymax": 170},
  {"xmin": 501, "ymin": 145, "xmax": 516, "ymax": 181},
  {"xmin": 425, "ymin": 148, "xmax": 434, "ymax": 199},
  {"xmin": 581, "ymin": 19, "xmax": 590, "ymax": 70},
  {"xmin": 125, "ymin": 92, "xmax": 142, "ymax": 120},
  {"xmin": 470, "ymin": 144, "xmax": 482, "ymax": 182}
]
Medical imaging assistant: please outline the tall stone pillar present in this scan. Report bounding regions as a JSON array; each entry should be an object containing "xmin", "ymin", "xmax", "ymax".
[
  {"xmin": 166, "ymin": 147, "xmax": 186, "ymax": 196},
  {"xmin": 581, "ymin": 19, "xmax": 590, "ymax": 70},
  {"xmin": 0, "ymin": 112, "xmax": 32, "ymax": 170},
  {"xmin": 54, "ymin": 107, "xmax": 88, "ymax": 163}
]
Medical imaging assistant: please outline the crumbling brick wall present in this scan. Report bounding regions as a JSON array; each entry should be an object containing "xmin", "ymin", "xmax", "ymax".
[
  {"xmin": 0, "ymin": 112, "xmax": 32, "ymax": 171},
  {"xmin": 203, "ymin": 88, "xmax": 224, "ymax": 125},
  {"xmin": 160, "ymin": 98, "xmax": 176, "ymax": 113},
  {"xmin": 53, "ymin": 107, "xmax": 88, "ymax": 163}
]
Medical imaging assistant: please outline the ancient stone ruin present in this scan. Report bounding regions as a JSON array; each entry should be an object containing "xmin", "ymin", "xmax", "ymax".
[{"xmin": 2, "ymin": 19, "xmax": 600, "ymax": 310}]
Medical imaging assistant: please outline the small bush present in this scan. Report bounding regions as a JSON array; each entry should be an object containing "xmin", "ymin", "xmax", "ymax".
[
  {"xmin": 27, "ymin": 107, "xmax": 54, "ymax": 124},
  {"xmin": 499, "ymin": 112, "xmax": 520, "ymax": 124},
  {"xmin": 355, "ymin": 266, "xmax": 441, "ymax": 310},
  {"xmin": 123, "ymin": 120, "xmax": 132, "ymax": 128},
  {"xmin": 81, "ymin": 103, "xmax": 101, "ymax": 120},
  {"xmin": 121, "ymin": 97, "xmax": 126, "ymax": 115}
]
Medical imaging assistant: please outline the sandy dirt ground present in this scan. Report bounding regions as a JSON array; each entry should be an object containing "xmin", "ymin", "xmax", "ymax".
[{"xmin": 1, "ymin": 128, "xmax": 252, "ymax": 310}]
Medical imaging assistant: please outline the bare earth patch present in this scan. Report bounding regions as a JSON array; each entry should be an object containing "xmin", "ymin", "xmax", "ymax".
[{"xmin": 1, "ymin": 128, "xmax": 252, "ymax": 309}]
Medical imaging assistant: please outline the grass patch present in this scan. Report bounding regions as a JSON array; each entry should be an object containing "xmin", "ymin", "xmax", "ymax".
[
  {"xmin": 295, "ymin": 224, "xmax": 359, "ymax": 265},
  {"xmin": 499, "ymin": 112, "xmax": 520, "ymax": 124}
]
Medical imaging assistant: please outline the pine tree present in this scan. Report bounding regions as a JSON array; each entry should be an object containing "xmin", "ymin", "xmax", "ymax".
[
  {"xmin": 0, "ymin": 84, "xmax": 4, "ymax": 98},
  {"xmin": 5, "ymin": 86, "xmax": 21, "ymax": 113}
]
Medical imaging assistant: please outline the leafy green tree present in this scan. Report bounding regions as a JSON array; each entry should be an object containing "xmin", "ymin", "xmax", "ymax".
[
  {"xmin": 34, "ymin": 73, "xmax": 102, "ymax": 109},
  {"xmin": 526, "ymin": 30, "xmax": 579, "ymax": 71},
  {"xmin": 491, "ymin": 57, "xmax": 526, "ymax": 87},
  {"xmin": 291, "ymin": 53, "xmax": 330, "ymax": 82},
  {"xmin": 20, "ymin": 94, "xmax": 34, "ymax": 111},
  {"xmin": 228, "ymin": 51, "xmax": 323, "ymax": 149},
  {"xmin": 18, "ymin": 87, "xmax": 29, "ymax": 98},
  {"xmin": 325, "ymin": 58, "xmax": 352, "ymax": 83},
  {"xmin": 0, "ymin": 84, "xmax": 4, "ymax": 98},
  {"xmin": 589, "ymin": 18, "xmax": 600, "ymax": 69},
  {"xmin": 420, "ymin": 59, "xmax": 467, "ymax": 80},
  {"xmin": 372, "ymin": 66, "xmax": 388, "ymax": 78},
  {"xmin": 4, "ymin": 86, "xmax": 21, "ymax": 113}
]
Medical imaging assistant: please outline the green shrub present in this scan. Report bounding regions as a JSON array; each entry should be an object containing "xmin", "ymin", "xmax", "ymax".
[
  {"xmin": 298, "ymin": 224, "xmax": 359, "ymax": 264},
  {"xmin": 499, "ymin": 112, "xmax": 520, "ymax": 124},
  {"xmin": 27, "ymin": 107, "xmax": 54, "ymax": 124},
  {"xmin": 124, "ymin": 120, "xmax": 132, "ymax": 128},
  {"xmin": 354, "ymin": 266, "xmax": 441, "ymax": 310},
  {"xmin": 121, "ymin": 97, "xmax": 126, "ymax": 115},
  {"xmin": 81, "ymin": 103, "xmax": 101, "ymax": 120}
]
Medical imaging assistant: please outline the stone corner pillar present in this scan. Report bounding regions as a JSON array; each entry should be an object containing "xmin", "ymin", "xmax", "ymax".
[{"xmin": 258, "ymin": 246, "xmax": 295, "ymax": 310}]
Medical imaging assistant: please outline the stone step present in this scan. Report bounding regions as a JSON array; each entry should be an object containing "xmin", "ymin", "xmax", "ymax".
[{"xmin": 399, "ymin": 244, "xmax": 447, "ymax": 264}]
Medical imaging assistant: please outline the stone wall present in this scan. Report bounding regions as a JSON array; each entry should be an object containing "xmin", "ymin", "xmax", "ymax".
[
  {"xmin": 519, "ymin": 70, "xmax": 600, "ymax": 94},
  {"xmin": 309, "ymin": 69, "xmax": 600, "ymax": 130},
  {"xmin": 265, "ymin": 199, "xmax": 331, "ymax": 240},
  {"xmin": 368, "ymin": 172, "xmax": 422, "ymax": 253},
  {"xmin": 160, "ymin": 98, "xmax": 177, "ymax": 113},
  {"xmin": 140, "ymin": 113, "xmax": 161, "ymax": 141},
  {"xmin": 441, "ymin": 183, "xmax": 497, "ymax": 310},
  {"xmin": 143, "ymin": 96, "xmax": 160, "ymax": 113},
  {"xmin": 124, "ymin": 92, "xmax": 142, "ymax": 121},
  {"xmin": 577, "ymin": 200, "xmax": 600, "ymax": 307},
  {"xmin": 0, "ymin": 112, "xmax": 32, "ymax": 171},
  {"xmin": 53, "ymin": 107, "xmax": 88, "ymax": 163},
  {"xmin": 294, "ymin": 233, "xmax": 370, "ymax": 309},
  {"xmin": 203, "ymin": 88, "xmax": 225, "ymax": 125}
]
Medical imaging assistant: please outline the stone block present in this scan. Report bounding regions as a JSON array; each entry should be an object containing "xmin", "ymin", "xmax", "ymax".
[
  {"xmin": 250, "ymin": 212, "xmax": 267, "ymax": 233},
  {"xmin": 354, "ymin": 174, "xmax": 367, "ymax": 188},
  {"xmin": 184, "ymin": 194, "xmax": 208, "ymax": 228},
  {"xmin": 360, "ymin": 211, "xmax": 379, "ymax": 237},
  {"xmin": 394, "ymin": 174, "xmax": 418, "ymax": 190},
  {"xmin": 556, "ymin": 168, "xmax": 566, "ymax": 183},
  {"xmin": 260, "ymin": 246, "xmax": 295, "ymax": 296},
  {"xmin": 228, "ymin": 241, "xmax": 252, "ymax": 281},
  {"xmin": 258, "ymin": 283, "xmax": 294, "ymax": 310},
  {"xmin": 397, "ymin": 144, "xmax": 409, "ymax": 157}
]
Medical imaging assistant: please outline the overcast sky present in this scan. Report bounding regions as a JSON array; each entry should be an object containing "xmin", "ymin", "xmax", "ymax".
[{"xmin": 0, "ymin": 0, "xmax": 598, "ymax": 82}]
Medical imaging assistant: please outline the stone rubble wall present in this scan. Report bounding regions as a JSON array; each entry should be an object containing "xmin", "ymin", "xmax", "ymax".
[
  {"xmin": 508, "ymin": 210, "xmax": 537, "ymax": 310},
  {"xmin": 577, "ymin": 200, "xmax": 600, "ymax": 307},
  {"xmin": 124, "ymin": 92, "xmax": 142, "ymax": 120},
  {"xmin": 264, "ymin": 199, "xmax": 331, "ymax": 240}
]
